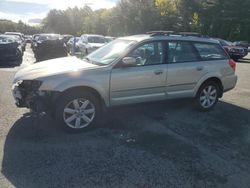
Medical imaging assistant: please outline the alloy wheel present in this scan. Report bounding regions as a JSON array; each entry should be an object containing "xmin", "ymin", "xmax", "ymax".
[
  {"xmin": 199, "ymin": 85, "xmax": 217, "ymax": 109},
  {"xmin": 63, "ymin": 98, "xmax": 95, "ymax": 129}
]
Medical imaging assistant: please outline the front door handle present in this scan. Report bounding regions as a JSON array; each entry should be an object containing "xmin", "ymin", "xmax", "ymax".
[
  {"xmin": 196, "ymin": 66, "xmax": 204, "ymax": 71},
  {"xmin": 154, "ymin": 70, "xmax": 163, "ymax": 75}
]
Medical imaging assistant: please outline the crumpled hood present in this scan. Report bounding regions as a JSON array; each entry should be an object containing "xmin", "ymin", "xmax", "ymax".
[{"xmin": 14, "ymin": 56, "xmax": 97, "ymax": 83}]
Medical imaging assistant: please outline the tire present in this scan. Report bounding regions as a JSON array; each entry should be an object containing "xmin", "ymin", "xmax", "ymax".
[
  {"xmin": 195, "ymin": 81, "xmax": 219, "ymax": 111},
  {"xmin": 55, "ymin": 90, "xmax": 101, "ymax": 133}
]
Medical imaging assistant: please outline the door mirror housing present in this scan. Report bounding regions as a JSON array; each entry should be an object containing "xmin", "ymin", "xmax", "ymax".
[{"xmin": 122, "ymin": 57, "xmax": 136, "ymax": 66}]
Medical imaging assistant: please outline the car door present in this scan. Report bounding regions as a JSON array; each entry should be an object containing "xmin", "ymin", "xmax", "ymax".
[
  {"xmin": 110, "ymin": 41, "xmax": 167, "ymax": 106},
  {"xmin": 166, "ymin": 41, "xmax": 207, "ymax": 98}
]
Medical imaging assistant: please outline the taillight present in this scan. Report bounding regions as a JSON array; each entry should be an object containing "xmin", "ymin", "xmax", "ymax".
[{"xmin": 229, "ymin": 59, "xmax": 236, "ymax": 71}]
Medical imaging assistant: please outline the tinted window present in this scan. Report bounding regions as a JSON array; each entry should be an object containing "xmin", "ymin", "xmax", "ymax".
[
  {"xmin": 168, "ymin": 41, "xmax": 199, "ymax": 63},
  {"xmin": 87, "ymin": 36, "xmax": 105, "ymax": 43},
  {"xmin": 218, "ymin": 39, "xmax": 233, "ymax": 46},
  {"xmin": 129, "ymin": 42, "xmax": 164, "ymax": 66},
  {"xmin": 0, "ymin": 35, "xmax": 15, "ymax": 43},
  {"xmin": 194, "ymin": 43, "xmax": 228, "ymax": 61},
  {"xmin": 38, "ymin": 34, "xmax": 61, "ymax": 41}
]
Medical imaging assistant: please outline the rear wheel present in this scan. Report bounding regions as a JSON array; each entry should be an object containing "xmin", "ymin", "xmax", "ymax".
[
  {"xmin": 55, "ymin": 90, "xmax": 101, "ymax": 132},
  {"xmin": 196, "ymin": 81, "xmax": 219, "ymax": 111}
]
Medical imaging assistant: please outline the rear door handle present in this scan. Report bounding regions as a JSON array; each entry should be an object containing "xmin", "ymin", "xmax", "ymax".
[
  {"xmin": 196, "ymin": 66, "xmax": 204, "ymax": 71},
  {"xmin": 154, "ymin": 70, "xmax": 163, "ymax": 75}
]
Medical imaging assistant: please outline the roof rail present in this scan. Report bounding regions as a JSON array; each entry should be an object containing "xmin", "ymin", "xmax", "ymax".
[
  {"xmin": 178, "ymin": 32, "xmax": 201, "ymax": 37},
  {"xmin": 147, "ymin": 31, "xmax": 174, "ymax": 36}
]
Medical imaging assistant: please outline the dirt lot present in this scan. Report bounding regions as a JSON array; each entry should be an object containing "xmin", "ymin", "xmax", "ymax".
[{"xmin": 0, "ymin": 45, "xmax": 250, "ymax": 188}]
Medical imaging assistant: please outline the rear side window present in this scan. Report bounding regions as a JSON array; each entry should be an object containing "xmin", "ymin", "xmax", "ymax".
[
  {"xmin": 193, "ymin": 43, "xmax": 228, "ymax": 61},
  {"xmin": 168, "ymin": 41, "xmax": 199, "ymax": 63}
]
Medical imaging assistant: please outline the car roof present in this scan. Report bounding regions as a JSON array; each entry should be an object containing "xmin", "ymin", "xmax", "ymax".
[
  {"xmin": 1, "ymin": 34, "xmax": 20, "ymax": 39},
  {"xmin": 0, "ymin": 34, "xmax": 15, "ymax": 38},
  {"xmin": 5, "ymin": 32, "xmax": 23, "ymax": 36},
  {"xmin": 82, "ymin": 34, "xmax": 104, "ymax": 37},
  {"xmin": 119, "ymin": 34, "xmax": 220, "ymax": 44},
  {"xmin": 39, "ymin": 33, "xmax": 60, "ymax": 36}
]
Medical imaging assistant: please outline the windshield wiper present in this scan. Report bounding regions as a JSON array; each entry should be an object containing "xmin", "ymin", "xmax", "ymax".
[
  {"xmin": 84, "ymin": 57, "xmax": 91, "ymax": 63},
  {"xmin": 83, "ymin": 57, "xmax": 104, "ymax": 66}
]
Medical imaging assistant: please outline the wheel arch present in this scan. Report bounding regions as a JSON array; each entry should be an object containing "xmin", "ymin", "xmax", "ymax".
[
  {"xmin": 54, "ymin": 86, "xmax": 108, "ymax": 109},
  {"xmin": 195, "ymin": 77, "xmax": 224, "ymax": 98}
]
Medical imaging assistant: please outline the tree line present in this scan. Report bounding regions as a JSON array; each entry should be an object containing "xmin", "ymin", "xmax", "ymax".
[
  {"xmin": 0, "ymin": 19, "xmax": 41, "ymax": 35},
  {"xmin": 1, "ymin": 0, "xmax": 250, "ymax": 41}
]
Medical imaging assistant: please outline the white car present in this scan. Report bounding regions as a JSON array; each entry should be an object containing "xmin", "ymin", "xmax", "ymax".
[
  {"xmin": 12, "ymin": 33, "xmax": 237, "ymax": 132},
  {"xmin": 78, "ymin": 34, "xmax": 106, "ymax": 55}
]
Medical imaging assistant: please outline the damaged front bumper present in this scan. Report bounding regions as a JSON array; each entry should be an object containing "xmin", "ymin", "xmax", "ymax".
[{"xmin": 12, "ymin": 80, "xmax": 59, "ymax": 113}]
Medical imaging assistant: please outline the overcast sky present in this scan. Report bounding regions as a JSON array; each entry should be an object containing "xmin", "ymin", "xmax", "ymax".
[{"xmin": 0, "ymin": 0, "xmax": 118, "ymax": 25}]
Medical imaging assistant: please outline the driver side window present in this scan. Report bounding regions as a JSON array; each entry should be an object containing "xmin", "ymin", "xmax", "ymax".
[{"xmin": 129, "ymin": 42, "xmax": 164, "ymax": 66}]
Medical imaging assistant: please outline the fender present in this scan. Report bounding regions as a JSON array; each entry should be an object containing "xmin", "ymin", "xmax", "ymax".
[
  {"xmin": 53, "ymin": 78, "xmax": 110, "ymax": 107},
  {"xmin": 193, "ymin": 72, "xmax": 222, "ymax": 97}
]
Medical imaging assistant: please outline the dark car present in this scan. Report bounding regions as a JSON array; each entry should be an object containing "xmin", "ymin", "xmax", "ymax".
[
  {"xmin": 0, "ymin": 35, "xmax": 23, "ymax": 65},
  {"xmin": 24, "ymin": 35, "xmax": 32, "ymax": 43},
  {"xmin": 4, "ymin": 32, "xmax": 26, "ymax": 51},
  {"xmin": 31, "ymin": 34, "xmax": 40, "ymax": 50},
  {"xmin": 217, "ymin": 39, "xmax": 247, "ymax": 61},
  {"xmin": 233, "ymin": 41, "xmax": 249, "ymax": 49},
  {"xmin": 34, "ymin": 34, "xmax": 68, "ymax": 62}
]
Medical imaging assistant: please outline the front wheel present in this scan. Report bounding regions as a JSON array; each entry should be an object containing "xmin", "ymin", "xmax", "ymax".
[
  {"xmin": 55, "ymin": 91, "xmax": 101, "ymax": 132},
  {"xmin": 195, "ymin": 82, "xmax": 219, "ymax": 111}
]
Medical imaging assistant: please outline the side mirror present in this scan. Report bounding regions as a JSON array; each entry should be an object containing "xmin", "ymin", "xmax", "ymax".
[{"xmin": 122, "ymin": 57, "xmax": 136, "ymax": 66}]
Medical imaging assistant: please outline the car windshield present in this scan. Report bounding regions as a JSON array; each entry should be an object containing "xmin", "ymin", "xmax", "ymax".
[
  {"xmin": 5, "ymin": 34, "xmax": 21, "ymax": 40},
  {"xmin": 86, "ymin": 39, "xmax": 136, "ymax": 66},
  {"xmin": 87, "ymin": 36, "xmax": 105, "ymax": 43},
  {"xmin": 0, "ymin": 35, "xmax": 15, "ymax": 43},
  {"xmin": 220, "ymin": 39, "xmax": 233, "ymax": 46},
  {"xmin": 38, "ymin": 34, "xmax": 61, "ymax": 41},
  {"xmin": 3, "ymin": 35, "xmax": 21, "ymax": 42}
]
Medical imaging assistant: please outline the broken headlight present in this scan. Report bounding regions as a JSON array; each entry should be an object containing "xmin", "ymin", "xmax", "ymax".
[{"xmin": 19, "ymin": 80, "xmax": 43, "ymax": 90}]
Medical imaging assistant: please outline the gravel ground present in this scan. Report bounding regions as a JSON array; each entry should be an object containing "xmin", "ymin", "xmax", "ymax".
[{"xmin": 0, "ymin": 45, "xmax": 250, "ymax": 188}]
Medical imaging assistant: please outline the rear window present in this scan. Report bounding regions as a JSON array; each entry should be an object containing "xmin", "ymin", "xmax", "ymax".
[{"xmin": 193, "ymin": 43, "xmax": 228, "ymax": 61}]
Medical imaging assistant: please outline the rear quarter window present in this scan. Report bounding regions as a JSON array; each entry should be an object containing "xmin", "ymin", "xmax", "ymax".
[{"xmin": 194, "ymin": 42, "xmax": 228, "ymax": 61}]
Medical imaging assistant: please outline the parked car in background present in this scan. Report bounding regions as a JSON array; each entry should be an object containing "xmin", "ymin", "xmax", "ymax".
[
  {"xmin": 63, "ymin": 34, "xmax": 73, "ymax": 43},
  {"xmin": 12, "ymin": 32, "xmax": 237, "ymax": 132},
  {"xmin": 33, "ymin": 34, "xmax": 67, "ymax": 62},
  {"xmin": 233, "ymin": 41, "xmax": 249, "ymax": 49},
  {"xmin": 4, "ymin": 32, "xmax": 26, "ymax": 51},
  {"xmin": 216, "ymin": 39, "xmax": 248, "ymax": 61},
  {"xmin": 105, "ymin": 36, "xmax": 115, "ymax": 43},
  {"xmin": 78, "ymin": 34, "xmax": 106, "ymax": 55},
  {"xmin": 0, "ymin": 35, "xmax": 23, "ymax": 64},
  {"xmin": 24, "ymin": 35, "xmax": 32, "ymax": 43},
  {"xmin": 67, "ymin": 37, "xmax": 80, "ymax": 54},
  {"xmin": 31, "ymin": 34, "xmax": 40, "ymax": 50}
]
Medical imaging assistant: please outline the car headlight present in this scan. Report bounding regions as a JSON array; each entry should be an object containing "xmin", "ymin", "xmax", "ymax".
[
  {"xmin": 18, "ymin": 80, "xmax": 43, "ymax": 90},
  {"xmin": 229, "ymin": 48, "xmax": 236, "ymax": 52}
]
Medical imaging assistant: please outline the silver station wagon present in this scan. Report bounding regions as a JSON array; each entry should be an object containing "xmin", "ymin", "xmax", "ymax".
[{"xmin": 12, "ymin": 32, "xmax": 237, "ymax": 132}]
